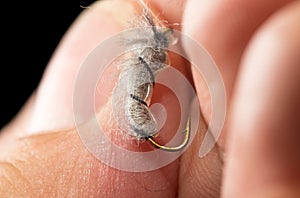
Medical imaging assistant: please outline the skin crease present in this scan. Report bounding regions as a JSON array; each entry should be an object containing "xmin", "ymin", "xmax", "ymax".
[{"xmin": 0, "ymin": 0, "xmax": 300, "ymax": 197}]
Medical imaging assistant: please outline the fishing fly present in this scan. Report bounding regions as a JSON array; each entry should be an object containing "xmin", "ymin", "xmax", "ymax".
[{"xmin": 111, "ymin": 5, "xmax": 190, "ymax": 152}]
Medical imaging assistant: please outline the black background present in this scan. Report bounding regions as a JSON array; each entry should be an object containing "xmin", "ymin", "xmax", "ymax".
[{"xmin": 0, "ymin": 0, "xmax": 96, "ymax": 129}]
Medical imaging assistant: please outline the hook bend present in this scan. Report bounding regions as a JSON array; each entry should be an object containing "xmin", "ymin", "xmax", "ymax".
[{"xmin": 147, "ymin": 116, "xmax": 191, "ymax": 152}]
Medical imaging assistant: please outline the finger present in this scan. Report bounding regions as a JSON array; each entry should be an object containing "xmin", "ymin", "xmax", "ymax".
[
  {"xmin": 27, "ymin": 0, "xmax": 137, "ymax": 133},
  {"xmin": 1, "ymin": 0, "xmax": 130, "ymax": 161},
  {"xmin": 178, "ymin": 0, "xmax": 294, "ymax": 197},
  {"xmin": 150, "ymin": 0, "xmax": 187, "ymax": 26},
  {"xmin": 182, "ymin": 0, "xmax": 294, "ymax": 125},
  {"xmin": 222, "ymin": 1, "xmax": 300, "ymax": 197},
  {"xmin": 0, "ymin": 0, "xmax": 189, "ymax": 197},
  {"xmin": 0, "ymin": 94, "xmax": 36, "ymax": 158},
  {"xmin": 27, "ymin": 0, "xmax": 189, "ymax": 134},
  {"xmin": 178, "ymin": 105, "xmax": 224, "ymax": 198},
  {"xmin": 0, "ymin": 126, "xmax": 180, "ymax": 197}
]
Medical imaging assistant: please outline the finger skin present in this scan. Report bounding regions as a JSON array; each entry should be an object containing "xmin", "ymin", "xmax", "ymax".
[
  {"xmin": 0, "ymin": 128, "xmax": 179, "ymax": 197},
  {"xmin": 178, "ymin": 112, "xmax": 224, "ymax": 198},
  {"xmin": 0, "ymin": 0, "xmax": 186, "ymax": 197},
  {"xmin": 150, "ymin": 0, "xmax": 187, "ymax": 26},
  {"xmin": 182, "ymin": 0, "xmax": 294, "ymax": 124},
  {"xmin": 222, "ymin": 1, "xmax": 300, "ymax": 197},
  {"xmin": 27, "ymin": 0, "xmax": 134, "ymax": 133},
  {"xmin": 178, "ymin": 0, "xmax": 295, "ymax": 197},
  {"xmin": 0, "ymin": 94, "xmax": 36, "ymax": 158},
  {"xmin": 27, "ymin": 0, "xmax": 188, "ymax": 135}
]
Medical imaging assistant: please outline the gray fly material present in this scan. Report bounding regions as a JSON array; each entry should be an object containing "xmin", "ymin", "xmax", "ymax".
[{"xmin": 112, "ymin": 10, "xmax": 176, "ymax": 139}]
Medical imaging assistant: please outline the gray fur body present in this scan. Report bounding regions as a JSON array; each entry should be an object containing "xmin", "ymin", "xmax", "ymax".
[{"xmin": 112, "ymin": 10, "xmax": 176, "ymax": 139}]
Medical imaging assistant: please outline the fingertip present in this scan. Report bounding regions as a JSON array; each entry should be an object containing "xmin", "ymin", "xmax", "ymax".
[
  {"xmin": 27, "ymin": 0, "xmax": 141, "ymax": 134},
  {"xmin": 223, "ymin": 1, "xmax": 300, "ymax": 197}
]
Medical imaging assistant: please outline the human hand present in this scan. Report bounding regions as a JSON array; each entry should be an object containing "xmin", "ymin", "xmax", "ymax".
[{"xmin": 0, "ymin": 0, "xmax": 299, "ymax": 197}]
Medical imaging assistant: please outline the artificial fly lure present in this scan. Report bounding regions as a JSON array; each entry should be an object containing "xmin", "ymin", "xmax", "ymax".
[{"xmin": 111, "ymin": 5, "xmax": 190, "ymax": 152}]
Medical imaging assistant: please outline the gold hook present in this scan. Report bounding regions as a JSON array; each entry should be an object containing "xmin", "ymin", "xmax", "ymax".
[{"xmin": 147, "ymin": 116, "xmax": 191, "ymax": 152}]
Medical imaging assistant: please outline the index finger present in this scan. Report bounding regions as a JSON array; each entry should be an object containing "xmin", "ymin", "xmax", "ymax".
[{"xmin": 0, "ymin": 0, "xmax": 188, "ymax": 197}]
